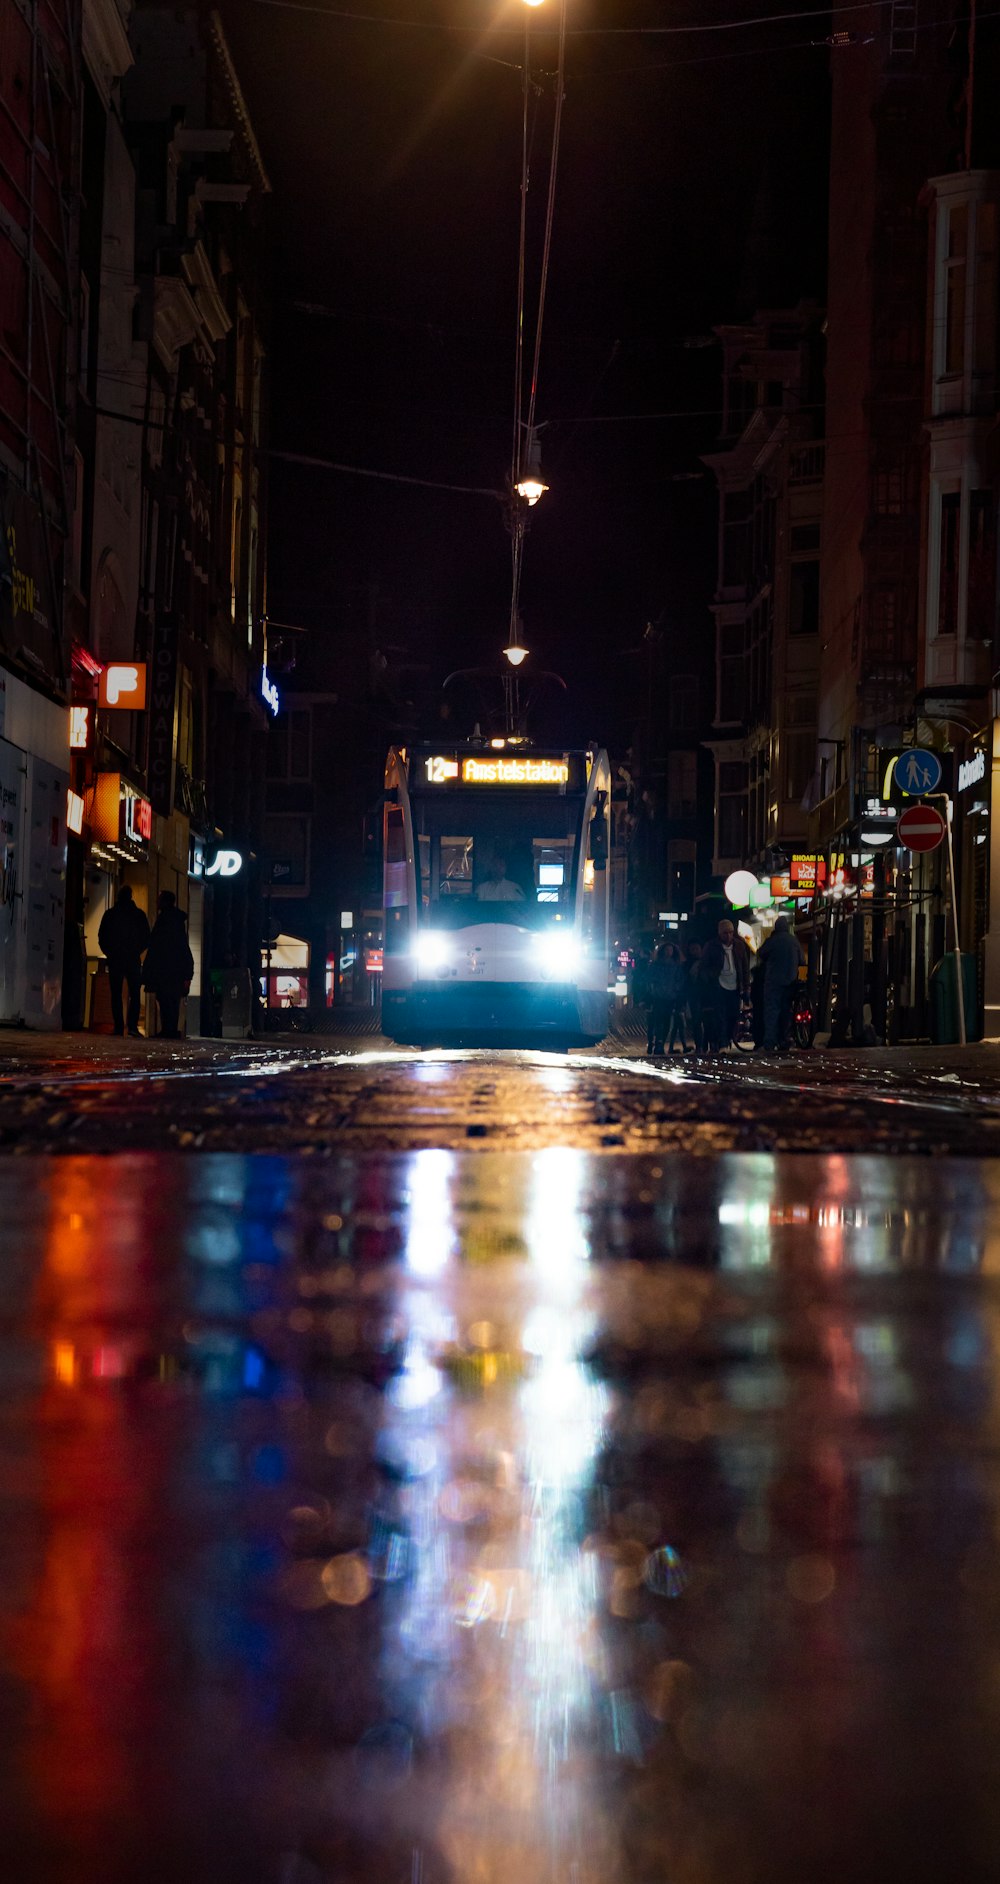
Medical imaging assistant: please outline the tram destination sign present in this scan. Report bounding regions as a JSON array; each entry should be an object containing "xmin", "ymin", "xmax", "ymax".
[{"xmin": 419, "ymin": 753, "xmax": 570, "ymax": 787}]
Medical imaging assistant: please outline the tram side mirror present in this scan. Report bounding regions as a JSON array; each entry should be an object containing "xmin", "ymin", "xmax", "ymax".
[{"xmin": 589, "ymin": 805, "xmax": 608, "ymax": 870}]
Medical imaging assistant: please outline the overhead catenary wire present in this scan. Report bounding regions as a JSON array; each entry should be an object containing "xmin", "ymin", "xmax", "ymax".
[{"xmin": 249, "ymin": 0, "xmax": 895, "ymax": 40}]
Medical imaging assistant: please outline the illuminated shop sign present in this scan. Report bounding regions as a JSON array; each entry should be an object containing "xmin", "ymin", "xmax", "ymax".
[
  {"xmin": 98, "ymin": 663, "xmax": 147, "ymax": 710},
  {"xmin": 69, "ymin": 704, "xmax": 92, "ymax": 750},
  {"xmin": 261, "ymin": 666, "xmax": 279, "ymax": 715},
  {"xmin": 958, "ymin": 749, "xmax": 986, "ymax": 794},
  {"xmin": 124, "ymin": 793, "xmax": 153, "ymax": 845},
  {"xmin": 422, "ymin": 753, "xmax": 569, "ymax": 786},
  {"xmin": 191, "ymin": 843, "xmax": 242, "ymax": 878},
  {"xmin": 87, "ymin": 774, "xmax": 152, "ymax": 857},
  {"xmin": 66, "ymin": 789, "xmax": 84, "ymax": 835},
  {"xmin": 789, "ymin": 854, "xmax": 827, "ymax": 890},
  {"xmin": 205, "ymin": 849, "xmax": 243, "ymax": 878}
]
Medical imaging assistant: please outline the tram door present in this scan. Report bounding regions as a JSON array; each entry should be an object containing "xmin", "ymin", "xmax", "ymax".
[
  {"xmin": 383, "ymin": 802, "xmax": 411, "ymax": 959},
  {"xmin": 582, "ymin": 787, "xmax": 610, "ymax": 963}
]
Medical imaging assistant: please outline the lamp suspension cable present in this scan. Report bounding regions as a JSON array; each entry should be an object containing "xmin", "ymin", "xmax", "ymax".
[
  {"xmin": 507, "ymin": 0, "xmax": 568, "ymax": 683},
  {"xmin": 525, "ymin": 0, "xmax": 567, "ymax": 447},
  {"xmin": 511, "ymin": 7, "xmax": 531, "ymax": 495}
]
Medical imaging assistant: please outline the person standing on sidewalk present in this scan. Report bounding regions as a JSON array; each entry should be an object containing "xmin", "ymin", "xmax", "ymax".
[
  {"xmin": 98, "ymin": 886, "xmax": 150, "ymax": 1038},
  {"xmin": 142, "ymin": 891, "xmax": 194, "ymax": 1040},
  {"xmin": 758, "ymin": 915, "xmax": 805, "ymax": 1053},
  {"xmin": 646, "ymin": 943, "xmax": 686, "ymax": 1055},
  {"xmin": 685, "ymin": 941, "xmax": 705, "ymax": 1054},
  {"xmin": 700, "ymin": 918, "xmax": 750, "ymax": 1050}
]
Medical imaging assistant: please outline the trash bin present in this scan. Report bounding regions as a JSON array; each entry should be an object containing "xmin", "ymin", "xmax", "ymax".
[
  {"xmin": 221, "ymin": 967, "xmax": 253, "ymax": 1040},
  {"xmin": 929, "ymin": 951, "xmax": 978, "ymax": 1044}
]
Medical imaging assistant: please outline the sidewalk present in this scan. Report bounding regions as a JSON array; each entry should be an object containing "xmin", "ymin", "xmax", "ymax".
[
  {"xmin": 652, "ymin": 1038, "xmax": 1000, "ymax": 1108},
  {"xmin": 0, "ymin": 1028, "xmax": 364, "ymax": 1077}
]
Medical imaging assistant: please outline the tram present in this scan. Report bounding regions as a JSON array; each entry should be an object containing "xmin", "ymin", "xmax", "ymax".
[{"xmin": 381, "ymin": 740, "xmax": 612, "ymax": 1046}]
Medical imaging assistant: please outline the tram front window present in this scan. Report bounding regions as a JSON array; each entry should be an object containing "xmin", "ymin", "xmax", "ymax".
[{"xmin": 414, "ymin": 803, "xmax": 582, "ymax": 929}]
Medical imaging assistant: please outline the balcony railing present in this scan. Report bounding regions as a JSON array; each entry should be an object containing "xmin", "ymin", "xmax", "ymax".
[{"xmin": 789, "ymin": 443, "xmax": 825, "ymax": 486}]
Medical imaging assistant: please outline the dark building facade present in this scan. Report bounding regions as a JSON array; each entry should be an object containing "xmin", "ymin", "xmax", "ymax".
[{"xmin": 59, "ymin": 0, "xmax": 273, "ymax": 1034}]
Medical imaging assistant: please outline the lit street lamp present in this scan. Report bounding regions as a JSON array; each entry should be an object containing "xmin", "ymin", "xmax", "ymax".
[{"xmin": 514, "ymin": 427, "xmax": 549, "ymax": 507}]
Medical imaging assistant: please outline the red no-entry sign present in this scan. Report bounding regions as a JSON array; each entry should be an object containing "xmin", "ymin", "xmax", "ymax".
[{"xmin": 896, "ymin": 803, "xmax": 946, "ymax": 852}]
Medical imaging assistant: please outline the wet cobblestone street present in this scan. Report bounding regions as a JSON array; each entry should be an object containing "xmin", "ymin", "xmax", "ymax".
[{"xmin": 1, "ymin": 1040, "xmax": 1000, "ymax": 1880}]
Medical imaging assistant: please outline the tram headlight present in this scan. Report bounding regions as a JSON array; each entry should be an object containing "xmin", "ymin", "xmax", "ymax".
[
  {"xmin": 538, "ymin": 932, "xmax": 582, "ymax": 980},
  {"xmin": 414, "ymin": 930, "xmax": 451, "ymax": 973}
]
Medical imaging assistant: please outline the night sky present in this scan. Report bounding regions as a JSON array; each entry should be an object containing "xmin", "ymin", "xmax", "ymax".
[{"xmin": 217, "ymin": 0, "xmax": 831, "ymax": 746}]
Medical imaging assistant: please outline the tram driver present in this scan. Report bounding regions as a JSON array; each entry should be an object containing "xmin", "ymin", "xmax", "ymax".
[{"xmin": 476, "ymin": 852, "xmax": 525, "ymax": 901}]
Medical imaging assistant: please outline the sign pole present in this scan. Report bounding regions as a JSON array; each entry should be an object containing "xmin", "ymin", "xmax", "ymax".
[{"xmin": 944, "ymin": 796, "xmax": 967, "ymax": 1047}]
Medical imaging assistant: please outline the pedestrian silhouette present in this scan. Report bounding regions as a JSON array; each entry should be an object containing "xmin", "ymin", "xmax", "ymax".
[
  {"xmin": 142, "ymin": 891, "xmax": 194, "ymax": 1039},
  {"xmin": 98, "ymin": 886, "xmax": 150, "ymax": 1037}
]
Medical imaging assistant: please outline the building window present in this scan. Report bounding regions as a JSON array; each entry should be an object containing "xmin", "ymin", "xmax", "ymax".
[
  {"xmin": 786, "ymin": 691, "xmax": 817, "ymax": 727},
  {"xmin": 722, "ymin": 489, "xmax": 750, "ymax": 586},
  {"xmin": 718, "ymin": 792, "xmax": 746, "ymax": 860},
  {"xmin": 873, "ymin": 465, "xmax": 904, "ymax": 516},
  {"xmin": 668, "ymin": 675, "xmax": 698, "ymax": 732},
  {"xmin": 289, "ymin": 710, "xmax": 311, "ymax": 779},
  {"xmin": 789, "ymin": 444, "xmax": 825, "ymax": 486},
  {"xmin": 944, "ymin": 204, "xmax": 968, "ymax": 378},
  {"xmin": 968, "ymin": 490, "xmax": 996, "ymax": 642},
  {"xmin": 785, "ymin": 730, "xmax": 815, "ymax": 804},
  {"xmin": 789, "ymin": 560, "xmax": 819, "ymax": 635},
  {"xmin": 263, "ymin": 814, "xmax": 310, "ymax": 892},
  {"xmin": 667, "ymin": 750, "xmax": 697, "ymax": 818},
  {"xmin": 718, "ymin": 657, "xmax": 743, "ymax": 722},
  {"xmin": 267, "ymin": 709, "xmax": 311, "ymax": 781},
  {"xmin": 267, "ymin": 718, "xmax": 289, "ymax": 780},
  {"xmin": 974, "ymin": 202, "xmax": 998, "ymax": 380},
  {"xmin": 667, "ymin": 839, "xmax": 696, "ymax": 914},
  {"xmin": 937, "ymin": 490, "xmax": 961, "ymax": 636},
  {"xmin": 869, "ymin": 586, "xmax": 898, "ymax": 657}
]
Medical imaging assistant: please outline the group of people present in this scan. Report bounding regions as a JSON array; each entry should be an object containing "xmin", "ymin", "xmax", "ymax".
[
  {"xmin": 637, "ymin": 915, "xmax": 805, "ymax": 1056},
  {"xmin": 98, "ymin": 887, "xmax": 195, "ymax": 1039}
]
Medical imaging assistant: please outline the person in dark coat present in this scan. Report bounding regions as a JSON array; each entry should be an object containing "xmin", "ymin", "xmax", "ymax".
[
  {"xmin": 685, "ymin": 941, "xmax": 705, "ymax": 1054},
  {"xmin": 758, "ymin": 915, "xmax": 805, "ymax": 1052},
  {"xmin": 142, "ymin": 890, "xmax": 195, "ymax": 1039},
  {"xmin": 699, "ymin": 918, "xmax": 751, "ymax": 1050},
  {"xmin": 646, "ymin": 943, "xmax": 686, "ymax": 1054},
  {"xmin": 97, "ymin": 885, "xmax": 150, "ymax": 1037}
]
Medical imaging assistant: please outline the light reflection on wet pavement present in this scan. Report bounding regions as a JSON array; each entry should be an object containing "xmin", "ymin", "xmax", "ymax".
[
  {"xmin": 1, "ymin": 1046, "xmax": 998, "ymax": 1154},
  {"xmin": 3, "ymin": 1151, "xmax": 1000, "ymax": 1881}
]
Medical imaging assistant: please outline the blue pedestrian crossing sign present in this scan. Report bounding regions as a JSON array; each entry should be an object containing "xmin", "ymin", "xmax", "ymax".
[{"xmin": 894, "ymin": 748, "xmax": 942, "ymax": 796}]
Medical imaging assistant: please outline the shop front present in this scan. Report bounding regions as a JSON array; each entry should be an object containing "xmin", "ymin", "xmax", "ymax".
[
  {"xmin": 0, "ymin": 670, "xmax": 69, "ymax": 1028},
  {"xmin": 261, "ymin": 932, "xmax": 310, "ymax": 1011},
  {"xmin": 83, "ymin": 772, "xmax": 154, "ymax": 1028}
]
